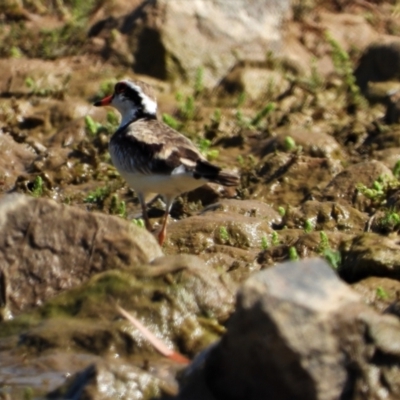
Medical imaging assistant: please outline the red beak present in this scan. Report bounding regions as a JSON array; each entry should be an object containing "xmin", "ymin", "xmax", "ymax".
[{"xmin": 94, "ymin": 95, "xmax": 113, "ymax": 107}]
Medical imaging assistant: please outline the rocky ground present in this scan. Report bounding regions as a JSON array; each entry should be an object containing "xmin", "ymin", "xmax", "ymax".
[{"xmin": 2, "ymin": 0, "xmax": 400, "ymax": 399}]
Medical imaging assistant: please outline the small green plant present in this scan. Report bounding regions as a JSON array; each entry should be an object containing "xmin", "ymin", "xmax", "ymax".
[
  {"xmin": 194, "ymin": 66, "xmax": 204, "ymax": 96},
  {"xmin": 323, "ymin": 248, "xmax": 341, "ymax": 270},
  {"xmin": 357, "ymin": 175, "xmax": 400, "ymax": 207},
  {"xmin": 85, "ymin": 111, "xmax": 119, "ymax": 136},
  {"xmin": 325, "ymin": 32, "xmax": 364, "ymax": 109},
  {"xmin": 162, "ymin": 113, "xmax": 182, "ymax": 130},
  {"xmin": 198, "ymin": 138, "xmax": 219, "ymax": 161},
  {"xmin": 106, "ymin": 110, "xmax": 119, "ymax": 127},
  {"xmin": 278, "ymin": 206, "xmax": 286, "ymax": 217},
  {"xmin": 237, "ymin": 92, "xmax": 246, "ymax": 107},
  {"xmin": 317, "ymin": 231, "xmax": 330, "ymax": 253},
  {"xmin": 219, "ymin": 226, "xmax": 230, "ymax": 242},
  {"xmin": 25, "ymin": 77, "xmax": 53, "ymax": 96},
  {"xmin": 308, "ymin": 58, "xmax": 324, "ymax": 91},
  {"xmin": 96, "ymin": 79, "xmax": 117, "ymax": 99},
  {"xmin": 315, "ymin": 231, "xmax": 342, "ymax": 269},
  {"xmin": 393, "ymin": 160, "xmax": 400, "ymax": 178},
  {"xmin": 304, "ymin": 219, "xmax": 314, "ymax": 233},
  {"xmin": 23, "ymin": 386, "xmax": 34, "ymax": 400},
  {"xmin": 212, "ymin": 109, "xmax": 222, "ymax": 124},
  {"xmin": 85, "ymin": 115, "xmax": 102, "ymax": 135},
  {"xmin": 289, "ymin": 246, "xmax": 299, "ymax": 261},
  {"xmin": 284, "ymin": 136, "xmax": 297, "ymax": 151},
  {"xmin": 177, "ymin": 93, "xmax": 196, "ymax": 121},
  {"xmin": 132, "ymin": 218, "xmax": 145, "ymax": 228},
  {"xmin": 251, "ymin": 103, "xmax": 275, "ymax": 127},
  {"xmin": 10, "ymin": 46, "xmax": 22, "ymax": 58},
  {"xmin": 235, "ymin": 110, "xmax": 251, "ymax": 128},
  {"xmin": 84, "ymin": 186, "xmax": 111, "ymax": 204},
  {"xmin": 30, "ymin": 176, "xmax": 44, "ymax": 197},
  {"xmin": 261, "ymin": 235, "xmax": 269, "ymax": 250},
  {"xmin": 271, "ymin": 231, "xmax": 280, "ymax": 246},
  {"xmin": 25, "ymin": 77, "xmax": 36, "ymax": 90},
  {"xmin": 380, "ymin": 208, "xmax": 400, "ymax": 231},
  {"xmin": 110, "ymin": 194, "xmax": 126, "ymax": 218},
  {"xmin": 376, "ymin": 286, "xmax": 389, "ymax": 300}
]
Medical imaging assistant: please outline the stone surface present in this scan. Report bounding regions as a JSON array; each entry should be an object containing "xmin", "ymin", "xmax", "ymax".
[
  {"xmin": 257, "ymin": 230, "xmax": 353, "ymax": 268},
  {"xmin": 200, "ymin": 199, "xmax": 282, "ymax": 223},
  {"xmin": 253, "ymin": 153, "xmax": 342, "ymax": 206},
  {"xmin": 0, "ymin": 350, "xmax": 101, "ymax": 398},
  {"xmin": 259, "ymin": 124, "xmax": 342, "ymax": 159},
  {"xmin": 204, "ymin": 259, "xmax": 359, "ymax": 400},
  {"xmin": 372, "ymin": 147, "xmax": 400, "ymax": 170},
  {"xmin": 47, "ymin": 358, "xmax": 165, "ymax": 400},
  {"xmin": 322, "ymin": 160, "xmax": 393, "ymax": 212},
  {"xmin": 2, "ymin": 254, "xmax": 234, "ymax": 356},
  {"xmin": 198, "ymin": 258, "xmax": 400, "ymax": 400},
  {"xmin": 0, "ymin": 254, "xmax": 235, "ymax": 398},
  {"xmin": 352, "ymin": 276, "xmax": 400, "ymax": 313},
  {"xmin": 0, "ymin": 194, "xmax": 162, "ymax": 313},
  {"xmin": 0, "ymin": 131, "xmax": 36, "ymax": 191},
  {"xmin": 166, "ymin": 212, "xmax": 272, "ymax": 250},
  {"xmin": 2, "ymin": 1, "xmax": 400, "ymax": 398},
  {"xmin": 89, "ymin": 0, "xmax": 291, "ymax": 86},
  {"xmin": 339, "ymin": 233, "xmax": 400, "ymax": 283},
  {"xmin": 282, "ymin": 200, "xmax": 368, "ymax": 232},
  {"xmin": 366, "ymin": 125, "xmax": 400, "ymax": 152},
  {"xmin": 217, "ymin": 61, "xmax": 291, "ymax": 100},
  {"xmin": 385, "ymin": 88, "xmax": 400, "ymax": 124}
]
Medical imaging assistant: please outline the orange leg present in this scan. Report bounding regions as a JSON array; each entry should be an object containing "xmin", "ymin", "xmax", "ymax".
[{"xmin": 157, "ymin": 196, "xmax": 174, "ymax": 246}]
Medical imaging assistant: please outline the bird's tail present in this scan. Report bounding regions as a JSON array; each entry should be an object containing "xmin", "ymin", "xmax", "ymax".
[{"xmin": 194, "ymin": 160, "xmax": 240, "ymax": 187}]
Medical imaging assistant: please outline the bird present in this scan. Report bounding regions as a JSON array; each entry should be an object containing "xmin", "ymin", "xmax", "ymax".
[{"xmin": 93, "ymin": 79, "xmax": 239, "ymax": 245}]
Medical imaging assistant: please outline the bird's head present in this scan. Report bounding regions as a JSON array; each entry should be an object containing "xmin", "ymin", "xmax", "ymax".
[{"xmin": 94, "ymin": 79, "xmax": 157, "ymax": 124}]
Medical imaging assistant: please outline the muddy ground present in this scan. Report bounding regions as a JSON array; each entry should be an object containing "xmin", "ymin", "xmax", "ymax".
[{"xmin": 2, "ymin": 0, "xmax": 400, "ymax": 398}]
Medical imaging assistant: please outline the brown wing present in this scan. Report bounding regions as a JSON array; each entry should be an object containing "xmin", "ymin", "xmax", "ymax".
[
  {"xmin": 111, "ymin": 119, "xmax": 239, "ymax": 185},
  {"xmin": 113, "ymin": 119, "xmax": 205, "ymax": 174}
]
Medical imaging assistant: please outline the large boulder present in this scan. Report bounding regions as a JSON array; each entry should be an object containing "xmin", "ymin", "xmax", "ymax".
[
  {"xmin": 175, "ymin": 258, "xmax": 400, "ymax": 400},
  {"xmin": 354, "ymin": 41, "xmax": 400, "ymax": 93},
  {"xmin": 89, "ymin": 0, "xmax": 291, "ymax": 86},
  {"xmin": 0, "ymin": 194, "xmax": 162, "ymax": 313},
  {"xmin": 1, "ymin": 254, "xmax": 235, "ymax": 398}
]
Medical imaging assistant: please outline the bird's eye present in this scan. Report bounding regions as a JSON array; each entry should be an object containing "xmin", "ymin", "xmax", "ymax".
[{"xmin": 115, "ymin": 82, "xmax": 126, "ymax": 93}]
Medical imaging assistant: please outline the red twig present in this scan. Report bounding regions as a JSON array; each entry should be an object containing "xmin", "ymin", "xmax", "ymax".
[{"xmin": 116, "ymin": 305, "xmax": 190, "ymax": 365}]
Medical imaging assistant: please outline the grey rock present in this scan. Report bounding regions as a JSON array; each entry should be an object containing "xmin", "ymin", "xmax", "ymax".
[
  {"xmin": 205, "ymin": 259, "xmax": 359, "ymax": 400},
  {"xmin": 259, "ymin": 124, "xmax": 342, "ymax": 160},
  {"xmin": 166, "ymin": 211, "xmax": 274, "ymax": 250},
  {"xmin": 46, "ymin": 358, "xmax": 165, "ymax": 400},
  {"xmin": 0, "ymin": 131, "xmax": 36, "ymax": 191},
  {"xmin": 190, "ymin": 258, "xmax": 400, "ymax": 400},
  {"xmin": 0, "ymin": 194, "xmax": 162, "ymax": 313},
  {"xmin": 90, "ymin": 0, "xmax": 291, "ymax": 86},
  {"xmin": 282, "ymin": 200, "xmax": 368, "ymax": 232},
  {"xmin": 339, "ymin": 233, "xmax": 400, "ymax": 283},
  {"xmin": 6, "ymin": 254, "xmax": 235, "ymax": 357},
  {"xmin": 322, "ymin": 160, "xmax": 393, "ymax": 212},
  {"xmin": 255, "ymin": 153, "xmax": 342, "ymax": 206},
  {"xmin": 200, "ymin": 199, "xmax": 282, "ymax": 224}
]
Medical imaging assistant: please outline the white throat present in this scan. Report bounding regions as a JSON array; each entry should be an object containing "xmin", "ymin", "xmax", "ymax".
[
  {"xmin": 120, "ymin": 107, "xmax": 139, "ymax": 127},
  {"xmin": 111, "ymin": 89, "xmax": 157, "ymax": 128}
]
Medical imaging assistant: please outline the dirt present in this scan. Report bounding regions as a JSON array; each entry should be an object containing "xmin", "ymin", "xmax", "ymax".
[{"xmin": 2, "ymin": 0, "xmax": 400, "ymax": 398}]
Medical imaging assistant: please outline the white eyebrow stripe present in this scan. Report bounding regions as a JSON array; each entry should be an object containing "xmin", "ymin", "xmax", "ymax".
[{"xmin": 124, "ymin": 81, "xmax": 157, "ymax": 115}]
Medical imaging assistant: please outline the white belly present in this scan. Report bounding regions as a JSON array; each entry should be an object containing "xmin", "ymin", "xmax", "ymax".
[
  {"xmin": 109, "ymin": 144, "xmax": 207, "ymax": 196},
  {"xmin": 119, "ymin": 170, "xmax": 207, "ymax": 197}
]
